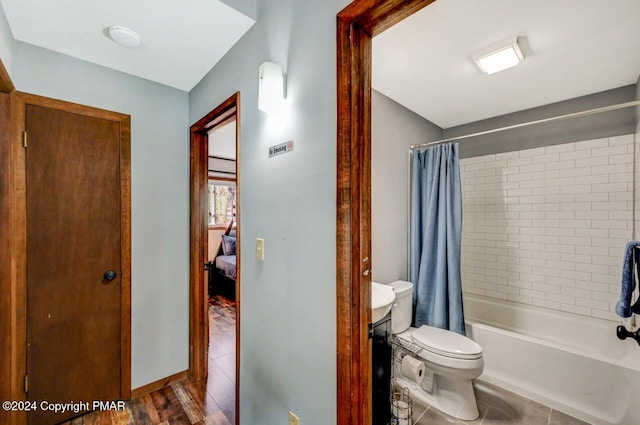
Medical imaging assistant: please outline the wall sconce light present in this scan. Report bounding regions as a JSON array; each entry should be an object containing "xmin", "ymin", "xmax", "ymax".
[
  {"xmin": 259, "ymin": 61, "xmax": 286, "ymax": 113},
  {"xmin": 474, "ymin": 37, "xmax": 524, "ymax": 75}
]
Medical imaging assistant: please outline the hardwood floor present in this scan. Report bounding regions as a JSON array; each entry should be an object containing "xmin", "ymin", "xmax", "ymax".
[
  {"xmin": 61, "ymin": 295, "xmax": 237, "ymax": 425},
  {"xmin": 59, "ymin": 380, "xmax": 230, "ymax": 425},
  {"xmin": 206, "ymin": 295, "xmax": 237, "ymax": 424}
]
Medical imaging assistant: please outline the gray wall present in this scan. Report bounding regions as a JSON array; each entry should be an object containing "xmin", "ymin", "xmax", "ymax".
[
  {"xmin": 12, "ymin": 42, "xmax": 190, "ymax": 389},
  {"xmin": 372, "ymin": 90, "xmax": 442, "ymax": 284},
  {"xmin": 189, "ymin": 1, "xmax": 349, "ymax": 424},
  {"xmin": 220, "ymin": 0, "xmax": 257, "ymax": 20},
  {"xmin": 444, "ymin": 85, "xmax": 637, "ymax": 159},
  {"xmin": 0, "ymin": 3, "xmax": 14, "ymax": 73}
]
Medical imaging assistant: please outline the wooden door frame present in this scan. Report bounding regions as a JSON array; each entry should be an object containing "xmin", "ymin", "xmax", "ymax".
[
  {"xmin": 0, "ymin": 56, "xmax": 14, "ymax": 93},
  {"xmin": 1, "ymin": 88, "xmax": 131, "ymax": 425},
  {"xmin": 335, "ymin": 1, "xmax": 434, "ymax": 424},
  {"xmin": 189, "ymin": 92, "xmax": 241, "ymax": 424},
  {"xmin": 0, "ymin": 57, "xmax": 15, "ymax": 425}
]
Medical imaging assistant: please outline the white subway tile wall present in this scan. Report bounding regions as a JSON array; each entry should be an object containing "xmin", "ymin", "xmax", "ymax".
[
  {"xmin": 635, "ymin": 133, "xmax": 640, "ymax": 242},
  {"xmin": 460, "ymin": 134, "xmax": 637, "ymax": 322}
]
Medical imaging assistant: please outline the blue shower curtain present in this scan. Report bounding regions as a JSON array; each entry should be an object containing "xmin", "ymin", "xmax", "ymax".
[{"xmin": 410, "ymin": 143, "xmax": 465, "ymax": 335}]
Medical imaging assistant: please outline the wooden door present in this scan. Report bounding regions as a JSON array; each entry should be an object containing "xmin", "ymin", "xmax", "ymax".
[{"xmin": 25, "ymin": 104, "xmax": 124, "ymax": 425}]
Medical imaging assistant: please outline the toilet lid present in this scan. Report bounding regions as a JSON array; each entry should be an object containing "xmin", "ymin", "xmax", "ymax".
[{"xmin": 411, "ymin": 325, "xmax": 483, "ymax": 360}]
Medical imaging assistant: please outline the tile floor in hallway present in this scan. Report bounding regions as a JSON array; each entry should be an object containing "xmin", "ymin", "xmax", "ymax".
[
  {"xmin": 408, "ymin": 381, "xmax": 590, "ymax": 425},
  {"xmin": 60, "ymin": 295, "xmax": 237, "ymax": 425}
]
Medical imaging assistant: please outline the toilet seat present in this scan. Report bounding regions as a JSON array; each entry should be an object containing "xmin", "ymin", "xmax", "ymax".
[{"xmin": 411, "ymin": 325, "xmax": 482, "ymax": 360}]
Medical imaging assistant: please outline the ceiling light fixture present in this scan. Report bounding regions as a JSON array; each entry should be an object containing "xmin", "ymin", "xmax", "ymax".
[
  {"xmin": 107, "ymin": 26, "xmax": 141, "ymax": 48},
  {"xmin": 474, "ymin": 37, "xmax": 524, "ymax": 75}
]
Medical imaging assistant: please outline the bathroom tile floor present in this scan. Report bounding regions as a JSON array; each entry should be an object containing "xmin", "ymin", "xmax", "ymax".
[{"xmin": 409, "ymin": 381, "xmax": 590, "ymax": 425}]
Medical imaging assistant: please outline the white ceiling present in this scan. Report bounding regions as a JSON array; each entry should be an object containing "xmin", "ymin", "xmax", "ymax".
[
  {"xmin": 209, "ymin": 120, "xmax": 236, "ymax": 159},
  {"xmin": 373, "ymin": 0, "xmax": 640, "ymax": 128},
  {"xmin": 0, "ymin": 0, "xmax": 255, "ymax": 91}
]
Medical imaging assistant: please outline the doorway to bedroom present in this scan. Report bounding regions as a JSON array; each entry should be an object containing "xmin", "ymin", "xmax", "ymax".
[{"xmin": 189, "ymin": 92, "xmax": 240, "ymax": 425}]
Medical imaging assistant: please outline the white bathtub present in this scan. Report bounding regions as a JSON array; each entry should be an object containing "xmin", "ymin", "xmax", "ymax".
[{"xmin": 464, "ymin": 294, "xmax": 640, "ymax": 425}]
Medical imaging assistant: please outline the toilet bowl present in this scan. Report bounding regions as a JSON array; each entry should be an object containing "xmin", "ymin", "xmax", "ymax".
[
  {"xmin": 389, "ymin": 280, "xmax": 484, "ymax": 421},
  {"xmin": 394, "ymin": 326, "xmax": 483, "ymax": 420}
]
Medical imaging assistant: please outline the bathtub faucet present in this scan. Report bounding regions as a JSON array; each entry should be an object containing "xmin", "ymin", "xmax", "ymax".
[{"xmin": 616, "ymin": 325, "xmax": 640, "ymax": 346}]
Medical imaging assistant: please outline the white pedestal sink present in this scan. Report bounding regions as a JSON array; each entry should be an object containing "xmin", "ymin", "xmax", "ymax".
[{"xmin": 371, "ymin": 282, "xmax": 396, "ymax": 323}]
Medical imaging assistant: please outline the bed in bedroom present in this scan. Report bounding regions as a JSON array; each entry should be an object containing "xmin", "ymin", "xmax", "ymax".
[{"xmin": 208, "ymin": 220, "xmax": 237, "ymax": 300}]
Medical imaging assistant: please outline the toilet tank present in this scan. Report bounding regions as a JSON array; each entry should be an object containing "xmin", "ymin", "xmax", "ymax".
[{"xmin": 389, "ymin": 280, "xmax": 413, "ymax": 334}]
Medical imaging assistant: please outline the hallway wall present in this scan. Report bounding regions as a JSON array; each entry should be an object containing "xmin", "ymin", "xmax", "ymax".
[
  {"xmin": 0, "ymin": 2, "xmax": 14, "ymax": 73},
  {"xmin": 189, "ymin": 1, "xmax": 350, "ymax": 424},
  {"xmin": 12, "ymin": 42, "xmax": 190, "ymax": 389}
]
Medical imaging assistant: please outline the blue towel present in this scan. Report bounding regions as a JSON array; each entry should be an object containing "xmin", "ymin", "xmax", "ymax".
[{"xmin": 615, "ymin": 241, "xmax": 640, "ymax": 318}]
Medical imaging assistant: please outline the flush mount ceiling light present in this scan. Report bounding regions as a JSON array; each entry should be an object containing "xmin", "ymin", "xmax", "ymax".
[
  {"xmin": 474, "ymin": 37, "xmax": 524, "ymax": 75},
  {"xmin": 107, "ymin": 26, "xmax": 141, "ymax": 48}
]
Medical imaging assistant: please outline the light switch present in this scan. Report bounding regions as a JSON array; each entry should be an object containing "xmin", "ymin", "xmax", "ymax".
[
  {"xmin": 289, "ymin": 411, "xmax": 300, "ymax": 425},
  {"xmin": 256, "ymin": 238, "xmax": 265, "ymax": 261}
]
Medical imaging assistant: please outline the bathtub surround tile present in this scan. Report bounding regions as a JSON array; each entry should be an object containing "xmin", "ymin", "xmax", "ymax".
[
  {"xmin": 461, "ymin": 135, "xmax": 634, "ymax": 321},
  {"xmin": 609, "ymin": 153, "xmax": 632, "ymax": 164},
  {"xmin": 574, "ymin": 137, "xmax": 609, "ymax": 150},
  {"xmin": 519, "ymin": 147, "xmax": 547, "ymax": 158},
  {"xmin": 560, "ymin": 304, "xmax": 591, "ymax": 316},
  {"xmin": 496, "ymin": 151, "xmax": 520, "ymax": 160},
  {"xmin": 545, "ymin": 144, "xmax": 574, "ymax": 154},
  {"xmin": 633, "ymin": 133, "xmax": 639, "ymax": 241},
  {"xmin": 532, "ymin": 153, "xmax": 560, "ymax": 163},
  {"xmin": 532, "ymin": 298, "xmax": 561, "ymax": 310}
]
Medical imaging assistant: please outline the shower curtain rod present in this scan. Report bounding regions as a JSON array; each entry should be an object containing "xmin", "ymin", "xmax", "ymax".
[{"xmin": 410, "ymin": 100, "xmax": 640, "ymax": 150}]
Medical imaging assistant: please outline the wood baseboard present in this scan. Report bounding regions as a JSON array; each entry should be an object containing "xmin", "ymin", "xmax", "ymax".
[{"xmin": 131, "ymin": 370, "xmax": 188, "ymax": 399}]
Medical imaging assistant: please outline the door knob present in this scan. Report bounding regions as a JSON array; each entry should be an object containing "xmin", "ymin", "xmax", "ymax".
[{"xmin": 103, "ymin": 270, "xmax": 117, "ymax": 281}]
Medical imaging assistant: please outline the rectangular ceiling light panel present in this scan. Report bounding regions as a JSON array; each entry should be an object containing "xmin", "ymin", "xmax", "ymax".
[{"xmin": 474, "ymin": 37, "xmax": 524, "ymax": 75}]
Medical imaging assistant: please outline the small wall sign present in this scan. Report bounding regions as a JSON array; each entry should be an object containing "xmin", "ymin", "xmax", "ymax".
[{"xmin": 269, "ymin": 140, "xmax": 294, "ymax": 158}]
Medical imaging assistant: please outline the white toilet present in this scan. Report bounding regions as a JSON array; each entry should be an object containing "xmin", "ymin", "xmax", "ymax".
[{"xmin": 389, "ymin": 280, "xmax": 484, "ymax": 421}]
